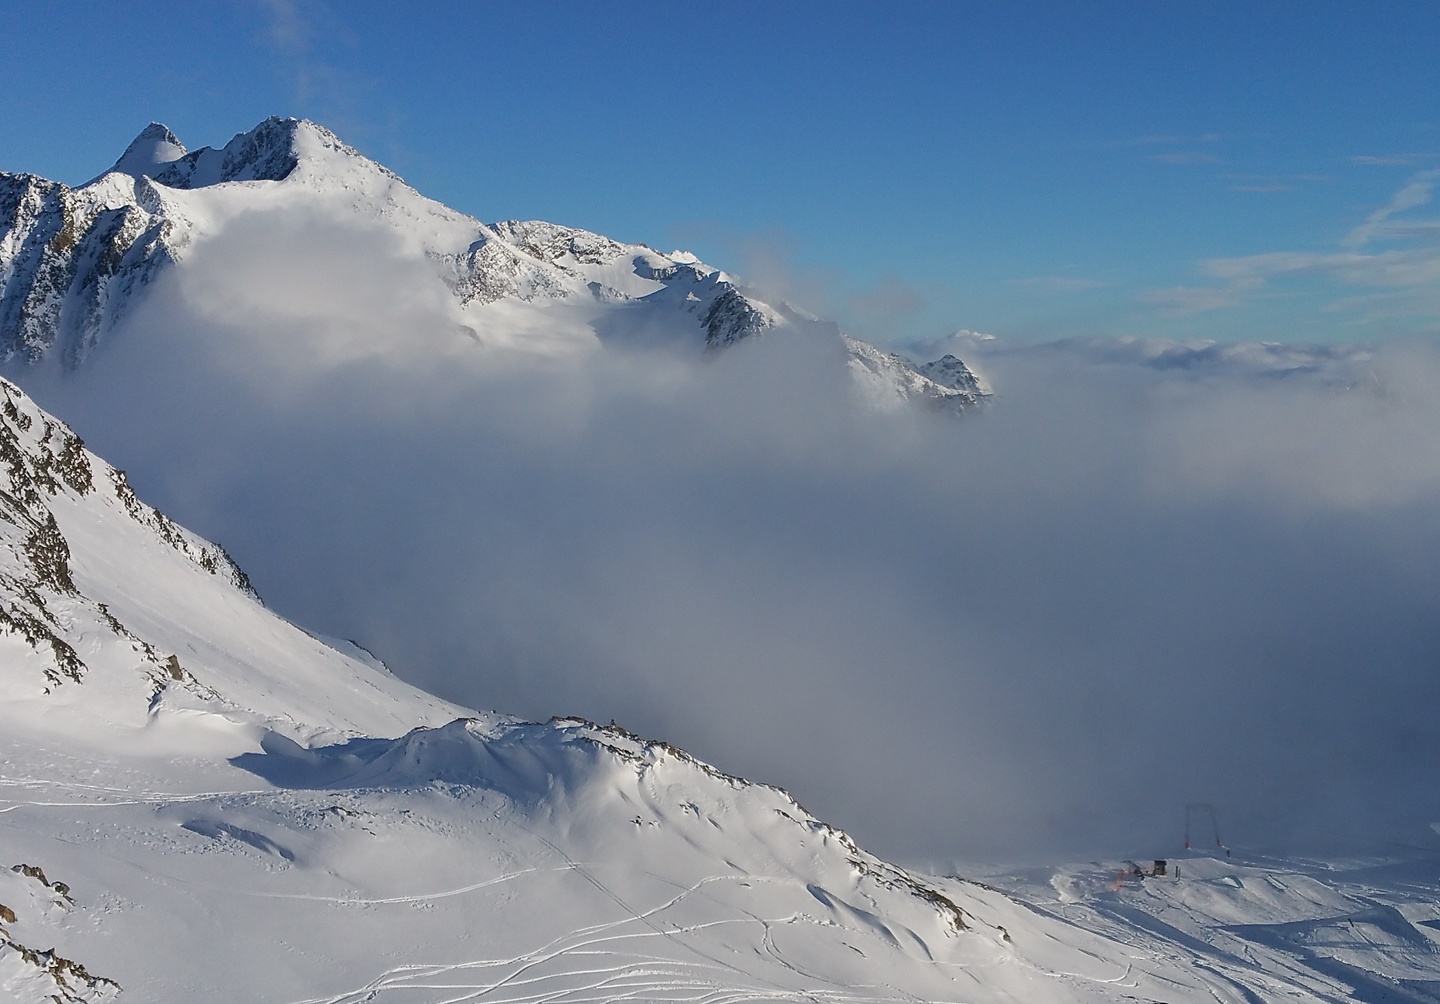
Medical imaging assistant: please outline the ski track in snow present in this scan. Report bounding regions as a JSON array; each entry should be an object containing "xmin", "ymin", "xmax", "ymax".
[
  {"xmin": 293, "ymin": 913, "xmax": 907, "ymax": 1004},
  {"xmin": 283, "ymin": 843, "xmax": 939, "ymax": 1004},
  {"xmin": 223, "ymin": 865, "xmax": 569, "ymax": 906},
  {"xmin": 8, "ymin": 761, "xmax": 1439, "ymax": 1002}
]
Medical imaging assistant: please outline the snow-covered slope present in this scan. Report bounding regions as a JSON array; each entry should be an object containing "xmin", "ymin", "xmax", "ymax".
[
  {"xmin": 0, "ymin": 117, "xmax": 985, "ymax": 410},
  {"xmin": 960, "ymin": 851, "xmax": 1440, "ymax": 1004},
  {"xmin": 0, "ymin": 374, "xmax": 465, "ymax": 750},
  {"xmin": 846, "ymin": 339, "xmax": 992, "ymax": 414}
]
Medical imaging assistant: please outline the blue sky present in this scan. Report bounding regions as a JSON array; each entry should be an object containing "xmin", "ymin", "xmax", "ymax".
[{"xmin": 3, "ymin": 1, "xmax": 1437, "ymax": 347}]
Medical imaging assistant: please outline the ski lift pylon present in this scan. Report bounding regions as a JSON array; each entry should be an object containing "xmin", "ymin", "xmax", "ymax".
[{"xmin": 1184, "ymin": 802, "xmax": 1229, "ymax": 856}]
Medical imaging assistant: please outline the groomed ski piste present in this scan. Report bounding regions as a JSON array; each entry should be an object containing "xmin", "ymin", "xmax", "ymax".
[{"xmin": 0, "ymin": 371, "xmax": 1437, "ymax": 1003}]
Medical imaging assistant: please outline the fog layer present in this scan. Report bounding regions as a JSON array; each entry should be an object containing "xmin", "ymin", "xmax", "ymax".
[{"xmin": 22, "ymin": 209, "xmax": 1440, "ymax": 865}]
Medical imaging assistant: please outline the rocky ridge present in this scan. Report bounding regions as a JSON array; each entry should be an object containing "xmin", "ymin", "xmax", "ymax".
[
  {"xmin": 0, "ymin": 376, "xmax": 251, "ymax": 692},
  {"xmin": 0, "ymin": 373, "xmax": 463, "ymax": 746}
]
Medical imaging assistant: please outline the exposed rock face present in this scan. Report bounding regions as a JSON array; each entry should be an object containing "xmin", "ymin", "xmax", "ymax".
[
  {"xmin": 147, "ymin": 116, "xmax": 304, "ymax": 188},
  {"xmin": 0, "ymin": 377, "xmax": 253, "ymax": 692},
  {"xmin": 702, "ymin": 285, "xmax": 777, "ymax": 348},
  {"xmin": 0, "ymin": 172, "xmax": 173, "ymax": 366}
]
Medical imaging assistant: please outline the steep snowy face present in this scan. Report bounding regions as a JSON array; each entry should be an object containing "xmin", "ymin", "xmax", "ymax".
[
  {"xmin": 100, "ymin": 123, "xmax": 187, "ymax": 182},
  {"xmin": 0, "ymin": 375, "xmax": 463, "ymax": 748},
  {"xmin": 0, "ymin": 117, "xmax": 985, "ymax": 408},
  {"xmin": 917, "ymin": 353, "xmax": 991, "ymax": 397}
]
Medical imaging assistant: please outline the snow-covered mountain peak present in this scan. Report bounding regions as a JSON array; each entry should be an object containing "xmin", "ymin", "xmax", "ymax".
[
  {"xmin": 846, "ymin": 338, "xmax": 989, "ymax": 413},
  {"xmin": 917, "ymin": 353, "xmax": 992, "ymax": 396},
  {"xmin": 0, "ymin": 115, "xmax": 988, "ymax": 409},
  {"xmin": 118, "ymin": 116, "xmax": 393, "ymax": 191},
  {"xmin": 101, "ymin": 123, "xmax": 187, "ymax": 182},
  {"xmin": 93, "ymin": 117, "xmax": 404, "ymax": 199}
]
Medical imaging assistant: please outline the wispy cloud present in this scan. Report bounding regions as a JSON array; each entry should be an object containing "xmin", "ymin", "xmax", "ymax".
[
  {"xmin": 259, "ymin": 0, "xmax": 312, "ymax": 53},
  {"xmin": 1204, "ymin": 247, "xmax": 1440, "ymax": 288},
  {"xmin": 1125, "ymin": 132, "xmax": 1228, "ymax": 167},
  {"xmin": 1223, "ymin": 173, "xmax": 1329, "ymax": 194},
  {"xmin": 1152, "ymin": 151, "xmax": 1222, "ymax": 166},
  {"xmin": 1128, "ymin": 132, "xmax": 1226, "ymax": 147},
  {"xmin": 1137, "ymin": 285, "xmax": 1241, "ymax": 316},
  {"xmin": 1320, "ymin": 288, "xmax": 1440, "ymax": 324},
  {"xmin": 1344, "ymin": 169, "xmax": 1440, "ymax": 248},
  {"xmin": 1008, "ymin": 274, "xmax": 1111, "ymax": 295},
  {"xmin": 1374, "ymin": 219, "xmax": 1440, "ymax": 243},
  {"xmin": 249, "ymin": 0, "xmax": 375, "ymax": 137},
  {"xmin": 1139, "ymin": 168, "xmax": 1440, "ymax": 326},
  {"xmin": 1350, "ymin": 153, "xmax": 1438, "ymax": 167}
]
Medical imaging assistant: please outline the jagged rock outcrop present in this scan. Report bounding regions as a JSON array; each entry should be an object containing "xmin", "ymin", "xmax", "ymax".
[
  {"xmin": 847, "ymin": 338, "xmax": 989, "ymax": 413},
  {"xmin": 0, "ymin": 377, "xmax": 252, "ymax": 692},
  {"xmin": 0, "ymin": 172, "xmax": 173, "ymax": 366}
]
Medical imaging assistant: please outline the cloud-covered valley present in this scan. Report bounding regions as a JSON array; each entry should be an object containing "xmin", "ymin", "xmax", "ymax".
[{"xmin": 20, "ymin": 206, "xmax": 1440, "ymax": 867}]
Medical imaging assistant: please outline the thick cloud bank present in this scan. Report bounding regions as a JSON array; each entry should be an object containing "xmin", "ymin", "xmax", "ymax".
[{"xmin": 19, "ymin": 210, "xmax": 1440, "ymax": 865}]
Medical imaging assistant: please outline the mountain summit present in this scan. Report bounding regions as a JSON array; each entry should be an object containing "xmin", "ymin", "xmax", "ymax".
[
  {"xmin": 104, "ymin": 116, "xmax": 396, "ymax": 190},
  {"xmin": 100, "ymin": 123, "xmax": 187, "ymax": 182},
  {"xmin": 0, "ymin": 117, "xmax": 986, "ymax": 408}
]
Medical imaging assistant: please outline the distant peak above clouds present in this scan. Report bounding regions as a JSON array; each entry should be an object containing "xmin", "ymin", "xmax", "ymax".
[{"xmin": 99, "ymin": 116, "xmax": 394, "ymax": 191}]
